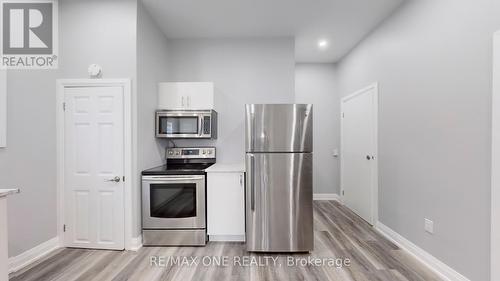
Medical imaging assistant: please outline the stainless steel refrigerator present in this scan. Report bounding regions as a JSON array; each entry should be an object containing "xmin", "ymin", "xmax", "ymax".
[{"xmin": 245, "ymin": 104, "xmax": 313, "ymax": 252}]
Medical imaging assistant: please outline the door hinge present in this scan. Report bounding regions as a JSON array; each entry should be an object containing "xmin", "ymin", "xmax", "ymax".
[
  {"xmin": 62, "ymin": 102, "xmax": 66, "ymax": 111},
  {"xmin": 342, "ymin": 190, "xmax": 345, "ymax": 196},
  {"xmin": 122, "ymin": 176, "xmax": 125, "ymax": 182},
  {"xmin": 342, "ymin": 112, "xmax": 345, "ymax": 118},
  {"xmin": 63, "ymin": 224, "xmax": 66, "ymax": 232}
]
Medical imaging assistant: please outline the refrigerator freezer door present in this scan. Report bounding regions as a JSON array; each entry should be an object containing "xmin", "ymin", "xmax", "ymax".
[
  {"xmin": 246, "ymin": 152, "xmax": 313, "ymax": 252},
  {"xmin": 245, "ymin": 104, "xmax": 313, "ymax": 152}
]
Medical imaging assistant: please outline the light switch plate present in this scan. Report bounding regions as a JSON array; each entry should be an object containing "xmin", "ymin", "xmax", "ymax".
[{"xmin": 424, "ymin": 218, "xmax": 434, "ymax": 234}]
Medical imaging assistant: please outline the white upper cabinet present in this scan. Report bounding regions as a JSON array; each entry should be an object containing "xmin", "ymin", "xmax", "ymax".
[{"xmin": 158, "ymin": 82, "xmax": 214, "ymax": 110}]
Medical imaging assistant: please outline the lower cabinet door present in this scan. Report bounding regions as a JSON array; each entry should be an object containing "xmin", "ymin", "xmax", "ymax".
[{"xmin": 207, "ymin": 172, "xmax": 245, "ymax": 241}]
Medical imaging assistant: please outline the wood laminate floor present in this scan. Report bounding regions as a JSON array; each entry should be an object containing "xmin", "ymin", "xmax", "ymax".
[{"xmin": 10, "ymin": 201, "xmax": 443, "ymax": 281}]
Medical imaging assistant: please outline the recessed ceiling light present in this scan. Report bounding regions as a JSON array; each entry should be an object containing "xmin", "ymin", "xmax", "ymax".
[{"xmin": 318, "ymin": 39, "xmax": 329, "ymax": 50}]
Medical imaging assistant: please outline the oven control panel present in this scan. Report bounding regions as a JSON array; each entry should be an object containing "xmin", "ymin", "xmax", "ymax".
[{"xmin": 166, "ymin": 147, "xmax": 216, "ymax": 159}]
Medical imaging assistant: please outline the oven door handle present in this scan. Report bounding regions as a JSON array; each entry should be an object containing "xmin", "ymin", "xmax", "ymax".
[{"xmin": 142, "ymin": 176, "xmax": 205, "ymax": 181}]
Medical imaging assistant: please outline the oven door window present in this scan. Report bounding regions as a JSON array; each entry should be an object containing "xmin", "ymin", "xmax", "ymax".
[
  {"xmin": 150, "ymin": 183, "xmax": 197, "ymax": 218},
  {"xmin": 159, "ymin": 116, "xmax": 198, "ymax": 135}
]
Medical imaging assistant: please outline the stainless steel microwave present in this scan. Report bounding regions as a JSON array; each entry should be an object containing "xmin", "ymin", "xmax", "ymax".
[{"xmin": 156, "ymin": 110, "xmax": 217, "ymax": 139}]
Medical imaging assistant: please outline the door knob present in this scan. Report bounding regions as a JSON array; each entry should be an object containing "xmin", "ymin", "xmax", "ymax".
[
  {"xmin": 366, "ymin": 155, "xmax": 371, "ymax": 160},
  {"xmin": 106, "ymin": 176, "xmax": 121, "ymax": 183}
]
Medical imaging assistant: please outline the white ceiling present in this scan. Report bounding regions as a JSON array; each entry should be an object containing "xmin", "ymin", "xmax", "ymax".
[{"xmin": 141, "ymin": 0, "xmax": 404, "ymax": 63}]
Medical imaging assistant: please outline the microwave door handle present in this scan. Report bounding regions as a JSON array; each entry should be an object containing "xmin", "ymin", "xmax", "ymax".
[{"xmin": 199, "ymin": 117, "xmax": 203, "ymax": 136}]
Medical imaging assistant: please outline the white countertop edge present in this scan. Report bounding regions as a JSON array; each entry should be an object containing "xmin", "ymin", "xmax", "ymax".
[
  {"xmin": 205, "ymin": 163, "xmax": 245, "ymax": 173},
  {"xmin": 0, "ymin": 188, "xmax": 20, "ymax": 198}
]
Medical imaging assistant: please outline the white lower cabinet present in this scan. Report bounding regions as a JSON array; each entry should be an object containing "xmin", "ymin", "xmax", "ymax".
[{"xmin": 207, "ymin": 172, "xmax": 245, "ymax": 241}]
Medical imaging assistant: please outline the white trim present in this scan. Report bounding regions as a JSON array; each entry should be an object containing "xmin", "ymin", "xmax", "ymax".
[
  {"xmin": 340, "ymin": 82, "xmax": 379, "ymax": 225},
  {"xmin": 129, "ymin": 236, "xmax": 143, "ymax": 252},
  {"xmin": 313, "ymin": 193, "xmax": 340, "ymax": 201},
  {"xmin": 375, "ymin": 222, "xmax": 470, "ymax": 281},
  {"xmin": 0, "ymin": 70, "xmax": 6, "ymax": 147},
  {"xmin": 492, "ymin": 30, "xmax": 500, "ymax": 281},
  {"xmin": 8, "ymin": 237, "xmax": 60, "ymax": 274},
  {"xmin": 209, "ymin": 235, "xmax": 245, "ymax": 242},
  {"xmin": 56, "ymin": 79, "xmax": 133, "ymax": 250}
]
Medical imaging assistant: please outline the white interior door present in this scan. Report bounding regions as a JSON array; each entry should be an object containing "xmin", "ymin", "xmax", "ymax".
[
  {"xmin": 64, "ymin": 86, "xmax": 125, "ymax": 250},
  {"xmin": 341, "ymin": 84, "xmax": 378, "ymax": 225}
]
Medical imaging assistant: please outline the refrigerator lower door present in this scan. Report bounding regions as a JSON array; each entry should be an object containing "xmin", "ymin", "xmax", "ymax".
[{"xmin": 246, "ymin": 152, "xmax": 313, "ymax": 252}]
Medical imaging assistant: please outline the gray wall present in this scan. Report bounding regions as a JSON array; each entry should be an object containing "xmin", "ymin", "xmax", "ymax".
[
  {"xmin": 58, "ymin": 0, "xmax": 137, "ymax": 78},
  {"xmin": 335, "ymin": 0, "xmax": 500, "ymax": 279},
  {"xmin": 136, "ymin": 2, "xmax": 170, "ymax": 237},
  {"xmin": 295, "ymin": 64, "xmax": 340, "ymax": 194},
  {"xmin": 166, "ymin": 38, "xmax": 296, "ymax": 164},
  {"xmin": 1, "ymin": 70, "xmax": 58, "ymax": 257},
  {"xmin": 0, "ymin": 0, "xmax": 138, "ymax": 257}
]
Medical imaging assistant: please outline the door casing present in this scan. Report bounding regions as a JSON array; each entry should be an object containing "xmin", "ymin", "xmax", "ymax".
[
  {"xmin": 0, "ymin": 70, "xmax": 6, "ymax": 148},
  {"xmin": 56, "ymin": 79, "xmax": 133, "ymax": 250},
  {"xmin": 340, "ymin": 82, "xmax": 379, "ymax": 225},
  {"xmin": 491, "ymin": 30, "xmax": 500, "ymax": 281}
]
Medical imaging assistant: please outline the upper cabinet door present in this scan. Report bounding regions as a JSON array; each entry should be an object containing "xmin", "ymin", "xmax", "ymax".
[
  {"xmin": 158, "ymin": 83, "xmax": 185, "ymax": 109},
  {"xmin": 245, "ymin": 104, "xmax": 313, "ymax": 153},
  {"xmin": 186, "ymin": 82, "xmax": 214, "ymax": 109},
  {"xmin": 158, "ymin": 82, "xmax": 214, "ymax": 110}
]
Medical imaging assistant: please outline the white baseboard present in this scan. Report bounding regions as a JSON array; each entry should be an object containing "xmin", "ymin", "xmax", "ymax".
[
  {"xmin": 8, "ymin": 237, "xmax": 60, "ymax": 273},
  {"xmin": 209, "ymin": 235, "xmax": 245, "ymax": 242},
  {"xmin": 129, "ymin": 235, "xmax": 142, "ymax": 251},
  {"xmin": 375, "ymin": 222, "xmax": 470, "ymax": 281},
  {"xmin": 313, "ymin": 193, "xmax": 340, "ymax": 201}
]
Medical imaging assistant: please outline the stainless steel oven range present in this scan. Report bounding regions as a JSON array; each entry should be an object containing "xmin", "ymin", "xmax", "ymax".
[{"xmin": 141, "ymin": 147, "xmax": 216, "ymax": 246}]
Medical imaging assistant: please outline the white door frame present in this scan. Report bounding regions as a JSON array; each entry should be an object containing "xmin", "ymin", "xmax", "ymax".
[
  {"xmin": 56, "ymin": 79, "xmax": 133, "ymax": 250},
  {"xmin": 0, "ymin": 70, "xmax": 6, "ymax": 148},
  {"xmin": 340, "ymin": 82, "xmax": 379, "ymax": 225},
  {"xmin": 491, "ymin": 30, "xmax": 500, "ymax": 281}
]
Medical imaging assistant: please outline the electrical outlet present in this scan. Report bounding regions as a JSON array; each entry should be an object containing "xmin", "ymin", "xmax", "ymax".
[{"xmin": 424, "ymin": 218, "xmax": 434, "ymax": 234}]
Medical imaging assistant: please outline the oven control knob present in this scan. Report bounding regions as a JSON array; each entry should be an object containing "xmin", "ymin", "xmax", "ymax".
[
  {"xmin": 168, "ymin": 151, "xmax": 173, "ymax": 155},
  {"xmin": 207, "ymin": 150, "xmax": 212, "ymax": 155}
]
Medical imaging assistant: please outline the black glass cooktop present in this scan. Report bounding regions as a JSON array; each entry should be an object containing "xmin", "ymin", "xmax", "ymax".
[{"xmin": 142, "ymin": 163, "xmax": 215, "ymax": 176}]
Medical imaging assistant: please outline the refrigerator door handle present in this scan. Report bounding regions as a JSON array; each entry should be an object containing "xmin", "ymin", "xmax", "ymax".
[
  {"xmin": 251, "ymin": 112, "xmax": 255, "ymax": 150},
  {"xmin": 250, "ymin": 154, "xmax": 255, "ymax": 211}
]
